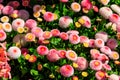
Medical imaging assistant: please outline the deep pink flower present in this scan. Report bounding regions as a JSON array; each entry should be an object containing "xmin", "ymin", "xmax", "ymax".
[
  {"xmin": 71, "ymin": 2, "xmax": 81, "ymax": 12},
  {"xmin": 95, "ymin": 39, "xmax": 105, "ymax": 48},
  {"xmin": 25, "ymin": 19, "xmax": 37, "ymax": 29},
  {"xmin": 100, "ymin": 46, "xmax": 111, "ymax": 55},
  {"xmin": 42, "ymin": 31, "xmax": 52, "ymax": 39},
  {"xmin": 81, "ymin": 0, "xmax": 92, "ymax": 10},
  {"xmin": 59, "ymin": 32, "xmax": 69, "ymax": 40},
  {"xmin": 43, "ymin": 12, "xmax": 54, "ymax": 22},
  {"xmin": 37, "ymin": 45, "xmax": 49, "ymax": 56},
  {"xmin": 106, "ymin": 38, "xmax": 118, "ymax": 49},
  {"xmin": 58, "ymin": 50, "xmax": 66, "ymax": 58},
  {"xmin": 66, "ymin": 50, "xmax": 77, "ymax": 61},
  {"xmin": 80, "ymin": 16, "xmax": 91, "ymax": 28},
  {"xmin": 2, "ymin": 6, "xmax": 14, "ymax": 15},
  {"xmin": 7, "ymin": 1, "xmax": 20, "ymax": 9},
  {"xmin": 51, "ymin": 29, "xmax": 60, "ymax": 37},
  {"xmin": 89, "ymin": 39, "xmax": 95, "ymax": 47},
  {"xmin": 31, "ymin": 27, "xmax": 43, "ymax": 38},
  {"xmin": 79, "ymin": 36, "xmax": 89, "ymax": 43},
  {"xmin": 0, "ymin": 30, "xmax": 6, "ymax": 41},
  {"xmin": 60, "ymin": 0, "xmax": 68, "ymax": 3},
  {"xmin": 102, "ymin": 64, "xmax": 111, "ymax": 70},
  {"xmin": 98, "ymin": 54, "xmax": 109, "ymax": 64},
  {"xmin": 90, "ymin": 49, "xmax": 100, "ymax": 59},
  {"xmin": 21, "ymin": 48, "xmax": 29, "ymax": 55},
  {"xmin": 90, "ymin": 60, "xmax": 103, "ymax": 71},
  {"xmin": 109, "ymin": 51, "xmax": 119, "ymax": 60},
  {"xmin": 93, "ymin": 6, "xmax": 99, "ymax": 12},
  {"xmin": 18, "ymin": 9, "xmax": 29, "ymax": 20},
  {"xmin": 69, "ymin": 33, "xmax": 80, "ymax": 44},
  {"xmin": 95, "ymin": 70, "xmax": 106, "ymax": 80},
  {"xmin": 108, "ymin": 74, "xmax": 119, "ymax": 80},
  {"xmin": 109, "ymin": 14, "xmax": 120, "ymax": 24},
  {"xmin": 0, "ymin": 0, "xmax": 3, "ymax": 3},
  {"xmin": 60, "ymin": 64, "xmax": 74, "ymax": 77}
]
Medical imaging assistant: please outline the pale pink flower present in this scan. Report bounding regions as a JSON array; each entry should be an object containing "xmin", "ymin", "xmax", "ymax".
[
  {"xmin": 79, "ymin": 36, "xmax": 89, "ymax": 43},
  {"xmin": 89, "ymin": 60, "xmax": 103, "ymax": 71},
  {"xmin": 109, "ymin": 51, "xmax": 119, "ymax": 60},
  {"xmin": 95, "ymin": 70, "xmax": 106, "ymax": 80},
  {"xmin": 69, "ymin": 33, "xmax": 80, "ymax": 44},
  {"xmin": 51, "ymin": 29, "xmax": 60, "ymax": 37},
  {"xmin": 67, "ymin": 30, "xmax": 79, "ymax": 35},
  {"xmin": 25, "ymin": 19, "xmax": 37, "ymax": 29},
  {"xmin": 2, "ymin": 22, "xmax": 12, "ymax": 32},
  {"xmin": 66, "ymin": 50, "xmax": 77, "ymax": 61},
  {"xmin": 75, "ymin": 57, "xmax": 88, "ymax": 70},
  {"xmin": 95, "ymin": 39, "xmax": 104, "ymax": 48},
  {"xmin": 98, "ymin": 0, "xmax": 110, "ymax": 5},
  {"xmin": 12, "ymin": 18, "xmax": 25, "ymax": 31},
  {"xmin": 111, "ymin": 4, "xmax": 120, "ymax": 15},
  {"xmin": 46, "ymin": 49, "xmax": 60, "ymax": 62},
  {"xmin": 43, "ymin": 12, "xmax": 54, "ymax": 22},
  {"xmin": 18, "ymin": 9, "xmax": 29, "ymax": 20},
  {"xmin": 59, "ymin": 16, "xmax": 73, "ymax": 28},
  {"xmin": 89, "ymin": 39, "xmax": 95, "ymax": 47},
  {"xmin": 99, "ymin": 7, "xmax": 113, "ymax": 19},
  {"xmin": 58, "ymin": 50, "xmax": 66, "ymax": 58},
  {"xmin": 31, "ymin": 27, "xmax": 43, "ymax": 37},
  {"xmin": 60, "ymin": 0, "xmax": 68, "ymax": 3},
  {"xmin": 109, "ymin": 14, "xmax": 120, "ymax": 24},
  {"xmin": 37, "ymin": 45, "xmax": 49, "ymax": 56},
  {"xmin": 95, "ymin": 31, "xmax": 108, "ymax": 42},
  {"xmin": 42, "ymin": 31, "xmax": 52, "ymax": 39},
  {"xmin": 59, "ymin": 32, "xmax": 69, "ymax": 40},
  {"xmin": 100, "ymin": 46, "xmax": 111, "ymax": 55},
  {"xmin": 90, "ymin": 49, "xmax": 100, "ymax": 59},
  {"xmin": 60, "ymin": 64, "xmax": 74, "ymax": 77},
  {"xmin": 0, "ymin": 30, "xmax": 6, "ymax": 41},
  {"xmin": 98, "ymin": 54, "xmax": 109, "ymax": 64},
  {"xmin": 71, "ymin": 2, "xmax": 81, "ymax": 12},
  {"xmin": 7, "ymin": 46, "xmax": 21, "ymax": 59},
  {"xmin": 25, "ymin": 33, "xmax": 35, "ymax": 42},
  {"xmin": 108, "ymin": 74, "xmax": 119, "ymax": 80},
  {"xmin": 81, "ymin": 0, "xmax": 92, "ymax": 10},
  {"xmin": 2, "ymin": 6, "xmax": 14, "ymax": 15},
  {"xmin": 80, "ymin": 16, "xmax": 91, "ymax": 28},
  {"xmin": 102, "ymin": 64, "xmax": 111, "ymax": 70},
  {"xmin": 106, "ymin": 38, "xmax": 118, "ymax": 49}
]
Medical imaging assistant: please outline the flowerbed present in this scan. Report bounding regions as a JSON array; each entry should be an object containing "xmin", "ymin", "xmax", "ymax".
[{"xmin": 0, "ymin": 0, "xmax": 120, "ymax": 80}]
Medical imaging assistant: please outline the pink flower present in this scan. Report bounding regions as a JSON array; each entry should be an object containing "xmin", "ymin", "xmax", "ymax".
[
  {"xmin": 71, "ymin": 2, "xmax": 81, "ymax": 12},
  {"xmin": 100, "ymin": 46, "xmax": 111, "ymax": 55},
  {"xmin": 102, "ymin": 64, "xmax": 111, "ymax": 70},
  {"xmin": 81, "ymin": 0, "xmax": 92, "ymax": 10},
  {"xmin": 7, "ymin": 46, "xmax": 21, "ymax": 59},
  {"xmin": 69, "ymin": 33, "xmax": 80, "ymax": 44},
  {"xmin": 93, "ymin": 6, "xmax": 99, "ymax": 12},
  {"xmin": 10, "ymin": 10, "xmax": 19, "ymax": 18},
  {"xmin": 89, "ymin": 60, "xmax": 103, "ymax": 71},
  {"xmin": 66, "ymin": 50, "xmax": 77, "ymax": 61},
  {"xmin": 75, "ymin": 57, "xmax": 88, "ymax": 70},
  {"xmin": 109, "ymin": 51, "xmax": 119, "ymax": 60},
  {"xmin": 18, "ymin": 9, "xmax": 29, "ymax": 20},
  {"xmin": 43, "ymin": 12, "xmax": 54, "ymax": 22},
  {"xmin": 25, "ymin": 33, "xmax": 35, "ymax": 42},
  {"xmin": 59, "ymin": 16, "xmax": 73, "ymax": 28},
  {"xmin": 7, "ymin": 1, "xmax": 20, "ymax": 9},
  {"xmin": 60, "ymin": 0, "xmax": 68, "ymax": 3},
  {"xmin": 99, "ymin": 7, "xmax": 113, "ymax": 19},
  {"xmin": 46, "ymin": 49, "xmax": 60, "ymax": 62},
  {"xmin": 95, "ymin": 39, "xmax": 104, "ymax": 48},
  {"xmin": 25, "ymin": 19, "xmax": 37, "ymax": 29},
  {"xmin": 12, "ymin": 18, "xmax": 25, "ymax": 31},
  {"xmin": 98, "ymin": 54, "xmax": 109, "ymax": 64},
  {"xmin": 42, "ymin": 31, "xmax": 52, "ymax": 39},
  {"xmin": 109, "ymin": 14, "xmax": 120, "ymax": 24},
  {"xmin": 59, "ymin": 32, "xmax": 69, "ymax": 40},
  {"xmin": 58, "ymin": 50, "xmax": 66, "ymax": 58},
  {"xmin": 31, "ymin": 27, "xmax": 43, "ymax": 38},
  {"xmin": 108, "ymin": 74, "xmax": 119, "ymax": 80},
  {"xmin": 106, "ymin": 38, "xmax": 118, "ymax": 49},
  {"xmin": 33, "ymin": 5, "xmax": 41, "ymax": 12},
  {"xmin": 90, "ymin": 49, "xmax": 100, "ymax": 59},
  {"xmin": 89, "ymin": 39, "xmax": 95, "ymax": 47},
  {"xmin": 95, "ymin": 70, "xmax": 106, "ymax": 80},
  {"xmin": 79, "ymin": 36, "xmax": 89, "ymax": 43},
  {"xmin": 0, "ymin": 0, "xmax": 3, "ymax": 3},
  {"xmin": 51, "ymin": 29, "xmax": 60, "ymax": 37},
  {"xmin": 37, "ymin": 45, "xmax": 49, "ymax": 56},
  {"xmin": 80, "ymin": 16, "xmax": 91, "ymax": 28},
  {"xmin": 2, "ymin": 6, "xmax": 14, "ymax": 15},
  {"xmin": 95, "ymin": 31, "xmax": 108, "ymax": 42},
  {"xmin": 111, "ymin": 4, "xmax": 120, "ymax": 15},
  {"xmin": 67, "ymin": 30, "xmax": 79, "ymax": 35},
  {"xmin": 60, "ymin": 64, "xmax": 74, "ymax": 77},
  {"xmin": 98, "ymin": 0, "xmax": 110, "ymax": 5},
  {"xmin": 0, "ymin": 30, "xmax": 6, "ymax": 41},
  {"xmin": 28, "ymin": 55, "xmax": 37, "ymax": 63}
]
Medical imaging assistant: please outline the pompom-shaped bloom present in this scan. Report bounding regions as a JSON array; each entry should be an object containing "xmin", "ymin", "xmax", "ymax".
[
  {"xmin": 60, "ymin": 65, "xmax": 74, "ymax": 77},
  {"xmin": 18, "ymin": 9, "xmax": 29, "ymax": 20},
  {"xmin": 81, "ymin": 0, "xmax": 92, "ymax": 10},
  {"xmin": 71, "ymin": 2, "xmax": 81, "ymax": 12},
  {"xmin": 89, "ymin": 39, "xmax": 95, "ymax": 47},
  {"xmin": 42, "ymin": 31, "xmax": 52, "ymax": 39},
  {"xmin": 59, "ymin": 16, "xmax": 73, "ymax": 28},
  {"xmin": 51, "ymin": 29, "xmax": 60, "ymax": 37},
  {"xmin": 102, "ymin": 64, "xmax": 111, "ymax": 70},
  {"xmin": 0, "ymin": 30, "xmax": 6, "ymax": 41},
  {"xmin": 67, "ymin": 30, "xmax": 79, "ymax": 35},
  {"xmin": 109, "ymin": 51, "xmax": 119, "ymax": 60},
  {"xmin": 7, "ymin": 46, "xmax": 21, "ymax": 59},
  {"xmin": 2, "ymin": 22, "xmax": 12, "ymax": 32},
  {"xmin": 66, "ymin": 50, "xmax": 77, "ymax": 61},
  {"xmin": 2, "ymin": 6, "xmax": 14, "ymax": 15},
  {"xmin": 99, "ymin": 7, "xmax": 113, "ymax": 19},
  {"xmin": 58, "ymin": 50, "xmax": 66, "ymax": 58},
  {"xmin": 12, "ymin": 18, "xmax": 25, "ymax": 31},
  {"xmin": 106, "ymin": 38, "xmax": 118, "ymax": 49},
  {"xmin": 111, "ymin": 4, "xmax": 120, "ymax": 15},
  {"xmin": 95, "ymin": 31, "xmax": 108, "ymax": 42},
  {"xmin": 25, "ymin": 19, "xmax": 37, "ymax": 29},
  {"xmin": 90, "ymin": 49, "xmax": 100, "ymax": 59},
  {"xmin": 79, "ymin": 36, "xmax": 89, "ymax": 43},
  {"xmin": 100, "ymin": 46, "xmax": 111, "ymax": 55},
  {"xmin": 109, "ymin": 14, "xmax": 120, "ymax": 24},
  {"xmin": 95, "ymin": 39, "xmax": 104, "ymax": 48},
  {"xmin": 75, "ymin": 57, "xmax": 88, "ymax": 70},
  {"xmin": 31, "ymin": 27, "xmax": 43, "ymax": 37},
  {"xmin": 0, "ymin": 16, "xmax": 9, "ymax": 23},
  {"xmin": 37, "ymin": 45, "xmax": 49, "ymax": 56},
  {"xmin": 25, "ymin": 33, "xmax": 35, "ymax": 42},
  {"xmin": 46, "ymin": 49, "xmax": 60, "ymax": 62},
  {"xmin": 10, "ymin": 10, "xmax": 19, "ymax": 18},
  {"xmin": 98, "ymin": 0, "xmax": 110, "ymax": 5},
  {"xmin": 69, "ymin": 33, "xmax": 80, "ymax": 44},
  {"xmin": 108, "ymin": 74, "xmax": 119, "ymax": 80},
  {"xmin": 95, "ymin": 70, "xmax": 106, "ymax": 80},
  {"xmin": 89, "ymin": 60, "xmax": 103, "ymax": 71},
  {"xmin": 43, "ymin": 12, "xmax": 54, "ymax": 22},
  {"xmin": 59, "ymin": 32, "xmax": 69, "ymax": 40},
  {"xmin": 33, "ymin": 5, "xmax": 41, "ymax": 12},
  {"xmin": 60, "ymin": 0, "xmax": 68, "ymax": 3},
  {"xmin": 98, "ymin": 54, "xmax": 109, "ymax": 64}
]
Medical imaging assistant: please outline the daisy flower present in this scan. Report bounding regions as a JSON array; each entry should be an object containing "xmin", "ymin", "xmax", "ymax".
[
  {"xmin": 51, "ymin": 29, "xmax": 60, "ymax": 37},
  {"xmin": 58, "ymin": 50, "xmax": 66, "ymax": 58},
  {"xmin": 2, "ymin": 6, "xmax": 14, "ymax": 15},
  {"xmin": 95, "ymin": 70, "xmax": 106, "ymax": 80},
  {"xmin": 60, "ymin": 0, "xmax": 68, "ymax": 3},
  {"xmin": 98, "ymin": 0, "xmax": 110, "ymax": 5},
  {"xmin": 106, "ymin": 38, "xmax": 118, "ymax": 49},
  {"xmin": 43, "ymin": 12, "xmax": 54, "ymax": 22},
  {"xmin": 59, "ymin": 32, "xmax": 69, "ymax": 40},
  {"xmin": 109, "ymin": 51, "xmax": 119, "ymax": 60},
  {"xmin": 69, "ymin": 33, "xmax": 80, "ymax": 44},
  {"xmin": 17, "ymin": 27, "xmax": 24, "ymax": 33},
  {"xmin": 108, "ymin": 74, "xmax": 119, "ymax": 80},
  {"xmin": 59, "ymin": 16, "xmax": 73, "ymax": 28},
  {"xmin": 81, "ymin": 0, "xmax": 92, "ymax": 10},
  {"xmin": 12, "ymin": 18, "xmax": 25, "ymax": 31},
  {"xmin": 89, "ymin": 39, "xmax": 95, "ymax": 47},
  {"xmin": 37, "ymin": 45, "xmax": 49, "ymax": 56},
  {"xmin": 109, "ymin": 14, "xmax": 120, "ymax": 24},
  {"xmin": 111, "ymin": 4, "xmax": 120, "ymax": 15},
  {"xmin": 18, "ymin": 9, "xmax": 29, "ymax": 20},
  {"xmin": 95, "ymin": 31, "xmax": 108, "ymax": 42},
  {"xmin": 100, "ymin": 46, "xmax": 111, "ymax": 55},
  {"xmin": 7, "ymin": 46, "xmax": 21, "ymax": 59},
  {"xmin": 60, "ymin": 64, "xmax": 74, "ymax": 77},
  {"xmin": 0, "ymin": 30, "xmax": 6, "ymax": 41},
  {"xmin": 66, "ymin": 50, "xmax": 77, "ymax": 61},
  {"xmin": 2, "ymin": 22, "xmax": 12, "ymax": 32},
  {"xmin": 0, "ymin": 16, "xmax": 9, "ymax": 23},
  {"xmin": 98, "ymin": 54, "xmax": 109, "ymax": 64},
  {"xmin": 95, "ymin": 38, "xmax": 104, "ymax": 48},
  {"xmin": 28, "ymin": 55, "xmax": 37, "ymax": 63},
  {"xmin": 90, "ymin": 49, "xmax": 100, "ymax": 59},
  {"xmin": 102, "ymin": 63, "xmax": 111, "ymax": 70},
  {"xmin": 25, "ymin": 19, "xmax": 37, "ymax": 29},
  {"xmin": 42, "ymin": 31, "xmax": 52, "ymax": 39},
  {"xmin": 33, "ymin": 11, "xmax": 40, "ymax": 18},
  {"xmin": 79, "ymin": 36, "xmax": 89, "ymax": 43},
  {"xmin": 71, "ymin": 2, "xmax": 81, "ymax": 12},
  {"xmin": 99, "ymin": 7, "xmax": 113, "ymax": 19},
  {"xmin": 89, "ymin": 60, "xmax": 103, "ymax": 71},
  {"xmin": 31, "ymin": 27, "xmax": 43, "ymax": 38},
  {"xmin": 25, "ymin": 33, "xmax": 35, "ymax": 42},
  {"xmin": 33, "ymin": 5, "xmax": 41, "ymax": 12},
  {"xmin": 75, "ymin": 57, "xmax": 88, "ymax": 70}
]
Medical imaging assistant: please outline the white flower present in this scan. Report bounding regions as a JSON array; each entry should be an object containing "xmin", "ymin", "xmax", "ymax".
[{"xmin": 111, "ymin": 4, "xmax": 120, "ymax": 15}]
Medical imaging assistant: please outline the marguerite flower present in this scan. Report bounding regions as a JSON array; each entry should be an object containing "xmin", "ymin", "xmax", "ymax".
[
  {"xmin": 108, "ymin": 74, "xmax": 119, "ymax": 80},
  {"xmin": 58, "ymin": 50, "xmax": 66, "ymax": 58},
  {"xmin": 79, "ymin": 36, "xmax": 89, "ymax": 43},
  {"xmin": 2, "ymin": 22, "xmax": 12, "ymax": 32},
  {"xmin": 66, "ymin": 50, "xmax": 77, "ymax": 61},
  {"xmin": 37, "ymin": 45, "xmax": 49, "ymax": 56},
  {"xmin": 25, "ymin": 33, "xmax": 35, "ymax": 42},
  {"xmin": 0, "ymin": 16, "xmax": 9, "ymax": 23},
  {"xmin": 43, "ymin": 12, "xmax": 54, "ymax": 22},
  {"xmin": 95, "ymin": 70, "xmax": 106, "ymax": 80},
  {"xmin": 106, "ymin": 38, "xmax": 118, "ymax": 49},
  {"xmin": 25, "ymin": 19, "xmax": 37, "ymax": 29},
  {"xmin": 81, "ymin": 0, "xmax": 92, "ymax": 10},
  {"xmin": 0, "ymin": 30, "xmax": 6, "ymax": 41},
  {"xmin": 98, "ymin": 54, "xmax": 109, "ymax": 64},
  {"xmin": 51, "ymin": 29, "xmax": 60, "ymax": 37},
  {"xmin": 28, "ymin": 55, "xmax": 37, "ymax": 63},
  {"xmin": 59, "ymin": 32, "xmax": 69, "ymax": 40},
  {"xmin": 42, "ymin": 31, "xmax": 52, "ymax": 39},
  {"xmin": 109, "ymin": 14, "xmax": 120, "ymax": 24},
  {"xmin": 109, "ymin": 51, "xmax": 119, "ymax": 60},
  {"xmin": 95, "ymin": 38, "xmax": 104, "ymax": 48},
  {"xmin": 90, "ymin": 49, "xmax": 100, "ymax": 59},
  {"xmin": 33, "ymin": 11, "xmax": 40, "ymax": 18},
  {"xmin": 31, "ymin": 27, "xmax": 43, "ymax": 38},
  {"xmin": 102, "ymin": 63, "xmax": 111, "ymax": 70},
  {"xmin": 69, "ymin": 33, "xmax": 80, "ymax": 44},
  {"xmin": 100, "ymin": 46, "xmax": 111, "ymax": 55},
  {"xmin": 71, "ymin": 2, "xmax": 81, "ymax": 12},
  {"xmin": 2, "ymin": 6, "xmax": 14, "ymax": 15},
  {"xmin": 18, "ymin": 9, "xmax": 29, "ymax": 20},
  {"xmin": 88, "ymin": 39, "xmax": 95, "ymax": 47}
]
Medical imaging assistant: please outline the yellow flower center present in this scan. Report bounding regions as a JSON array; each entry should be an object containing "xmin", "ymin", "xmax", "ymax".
[
  {"xmin": 98, "ymin": 72, "xmax": 105, "ymax": 77},
  {"xmin": 113, "ymin": 53, "xmax": 118, "ymax": 58},
  {"xmin": 73, "ymin": 62, "xmax": 78, "ymax": 68},
  {"xmin": 73, "ymin": 4, "xmax": 79, "ymax": 9},
  {"xmin": 78, "ymin": 18, "xmax": 85, "ymax": 24},
  {"xmin": 25, "ymin": 54, "xmax": 31, "ymax": 60},
  {"xmin": 69, "ymin": 52, "xmax": 75, "ymax": 58},
  {"xmin": 94, "ymin": 61, "xmax": 100, "ymax": 66}
]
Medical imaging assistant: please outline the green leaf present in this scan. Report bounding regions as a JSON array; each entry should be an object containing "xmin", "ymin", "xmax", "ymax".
[{"xmin": 30, "ymin": 69, "xmax": 39, "ymax": 76}]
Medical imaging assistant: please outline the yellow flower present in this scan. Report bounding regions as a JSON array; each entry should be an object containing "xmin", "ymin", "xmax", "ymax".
[
  {"xmin": 1, "ymin": 16, "xmax": 9, "ymax": 23},
  {"xmin": 81, "ymin": 72, "xmax": 88, "ymax": 77},
  {"xmin": 82, "ymin": 8, "xmax": 89, "ymax": 13},
  {"xmin": 41, "ymin": 5, "xmax": 46, "ymax": 10},
  {"xmin": 24, "ymin": 54, "xmax": 31, "ymax": 60},
  {"xmin": 0, "ymin": 23, "xmax": 3, "ymax": 30},
  {"xmin": 53, "ymin": 13, "xmax": 58, "ymax": 20},
  {"xmin": 78, "ymin": 18, "xmax": 85, "ymax": 25},
  {"xmin": 24, "ymin": 27, "xmax": 29, "ymax": 33},
  {"xmin": 41, "ymin": 9, "xmax": 46, "ymax": 14},
  {"xmin": 15, "ymin": 42, "xmax": 21, "ymax": 48},
  {"xmin": 10, "ymin": 13, "xmax": 18, "ymax": 18},
  {"xmin": 83, "ymin": 42, "xmax": 89, "ymax": 47},
  {"xmin": 37, "ymin": 18, "xmax": 43, "ymax": 22},
  {"xmin": 33, "ymin": 12, "xmax": 40, "ymax": 18},
  {"xmin": 75, "ymin": 22, "xmax": 81, "ymax": 28},
  {"xmin": 49, "ymin": 73, "xmax": 55, "ymax": 79},
  {"xmin": 73, "ymin": 62, "xmax": 78, "ymax": 68},
  {"xmin": 17, "ymin": 27, "xmax": 24, "ymax": 33}
]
